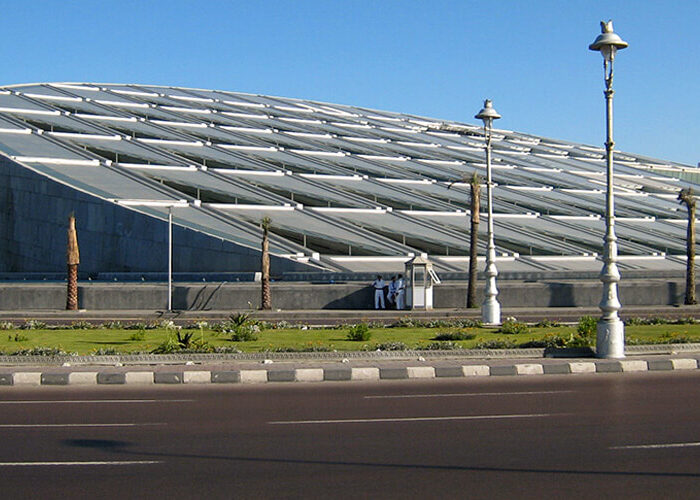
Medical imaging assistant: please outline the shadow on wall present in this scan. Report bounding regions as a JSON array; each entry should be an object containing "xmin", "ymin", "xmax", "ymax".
[
  {"xmin": 548, "ymin": 283, "xmax": 577, "ymax": 307},
  {"xmin": 323, "ymin": 287, "xmax": 373, "ymax": 310}
]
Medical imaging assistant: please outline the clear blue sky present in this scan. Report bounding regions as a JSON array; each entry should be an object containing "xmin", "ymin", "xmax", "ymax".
[{"xmin": 2, "ymin": 0, "xmax": 698, "ymax": 166}]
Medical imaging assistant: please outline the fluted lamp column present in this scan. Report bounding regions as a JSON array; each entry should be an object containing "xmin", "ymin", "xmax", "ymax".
[
  {"xmin": 589, "ymin": 20, "xmax": 628, "ymax": 358},
  {"xmin": 475, "ymin": 99, "xmax": 501, "ymax": 325}
]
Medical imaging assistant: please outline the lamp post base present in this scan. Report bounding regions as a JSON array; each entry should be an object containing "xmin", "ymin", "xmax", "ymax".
[
  {"xmin": 596, "ymin": 319, "xmax": 625, "ymax": 358},
  {"xmin": 481, "ymin": 301, "xmax": 501, "ymax": 326}
]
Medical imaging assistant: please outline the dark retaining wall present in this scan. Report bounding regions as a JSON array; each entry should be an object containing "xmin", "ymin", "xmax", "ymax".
[{"xmin": 0, "ymin": 279, "xmax": 685, "ymax": 310}]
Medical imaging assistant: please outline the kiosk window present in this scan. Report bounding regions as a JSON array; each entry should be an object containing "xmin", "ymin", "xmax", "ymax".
[{"xmin": 414, "ymin": 268, "xmax": 425, "ymax": 285}]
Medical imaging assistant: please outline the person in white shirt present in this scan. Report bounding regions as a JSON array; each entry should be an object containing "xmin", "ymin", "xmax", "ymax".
[
  {"xmin": 395, "ymin": 274, "xmax": 406, "ymax": 310},
  {"xmin": 387, "ymin": 276, "xmax": 397, "ymax": 308},
  {"xmin": 372, "ymin": 275, "xmax": 386, "ymax": 309}
]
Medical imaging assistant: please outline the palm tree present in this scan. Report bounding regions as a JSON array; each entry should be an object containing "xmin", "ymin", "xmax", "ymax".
[
  {"xmin": 448, "ymin": 172, "xmax": 481, "ymax": 308},
  {"xmin": 678, "ymin": 187, "xmax": 697, "ymax": 304},
  {"xmin": 260, "ymin": 216, "xmax": 272, "ymax": 310},
  {"xmin": 66, "ymin": 213, "xmax": 80, "ymax": 310}
]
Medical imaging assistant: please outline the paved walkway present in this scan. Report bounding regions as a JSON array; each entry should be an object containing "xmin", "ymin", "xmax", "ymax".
[{"xmin": 1, "ymin": 304, "xmax": 699, "ymax": 324}]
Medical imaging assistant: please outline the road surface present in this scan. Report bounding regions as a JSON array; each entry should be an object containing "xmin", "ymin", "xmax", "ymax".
[{"xmin": 1, "ymin": 373, "xmax": 699, "ymax": 499}]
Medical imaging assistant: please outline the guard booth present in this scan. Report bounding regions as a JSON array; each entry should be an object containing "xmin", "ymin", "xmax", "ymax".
[{"xmin": 405, "ymin": 255, "xmax": 441, "ymax": 310}]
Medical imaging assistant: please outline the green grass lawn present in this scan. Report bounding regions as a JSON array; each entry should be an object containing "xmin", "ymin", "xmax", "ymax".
[{"xmin": 1, "ymin": 322, "xmax": 699, "ymax": 355}]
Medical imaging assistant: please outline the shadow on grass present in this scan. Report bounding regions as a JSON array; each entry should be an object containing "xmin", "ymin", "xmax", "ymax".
[{"xmin": 78, "ymin": 340, "xmax": 131, "ymax": 346}]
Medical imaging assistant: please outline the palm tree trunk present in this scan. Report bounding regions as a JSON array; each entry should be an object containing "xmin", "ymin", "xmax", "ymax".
[
  {"xmin": 679, "ymin": 188, "xmax": 697, "ymax": 305},
  {"xmin": 686, "ymin": 202, "xmax": 696, "ymax": 305},
  {"xmin": 467, "ymin": 175, "xmax": 481, "ymax": 308},
  {"xmin": 261, "ymin": 217, "xmax": 271, "ymax": 310},
  {"xmin": 66, "ymin": 214, "xmax": 79, "ymax": 310}
]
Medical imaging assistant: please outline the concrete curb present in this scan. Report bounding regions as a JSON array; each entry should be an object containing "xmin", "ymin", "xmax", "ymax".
[{"xmin": 1, "ymin": 358, "xmax": 698, "ymax": 386}]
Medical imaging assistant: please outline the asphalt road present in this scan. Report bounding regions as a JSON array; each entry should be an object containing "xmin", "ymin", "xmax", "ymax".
[{"xmin": 1, "ymin": 373, "xmax": 700, "ymax": 499}]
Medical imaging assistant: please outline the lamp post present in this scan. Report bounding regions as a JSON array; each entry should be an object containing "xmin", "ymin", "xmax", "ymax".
[
  {"xmin": 116, "ymin": 199, "xmax": 188, "ymax": 312},
  {"xmin": 589, "ymin": 20, "xmax": 628, "ymax": 358},
  {"xmin": 475, "ymin": 99, "xmax": 501, "ymax": 325}
]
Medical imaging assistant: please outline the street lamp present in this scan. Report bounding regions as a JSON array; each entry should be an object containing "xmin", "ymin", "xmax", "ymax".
[
  {"xmin": 116, "ymin": 199, "xmax": 189, "ymax": 312},
  {"xmin": 475, "ymin": 99, "xmax": 501, "ymax": 325},
  {"xmin": 589, "ymin": 20, "xmax": 628, "ymax": 358}
]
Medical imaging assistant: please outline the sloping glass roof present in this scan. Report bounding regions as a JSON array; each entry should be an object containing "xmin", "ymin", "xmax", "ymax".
[{"xmin": 1, "ymin": 82, "xmax": 698, "ymax": 273}]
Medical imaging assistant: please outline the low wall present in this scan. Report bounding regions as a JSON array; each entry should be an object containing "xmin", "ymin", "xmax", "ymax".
[{"xmin": 0, "ymin": 279, "xmax": 686, "ymax": 310}]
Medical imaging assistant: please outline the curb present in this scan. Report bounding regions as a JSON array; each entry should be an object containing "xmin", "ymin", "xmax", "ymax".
[{"xmin": 1, "ymin": 358, "xmax": 698, "ymax": 386}]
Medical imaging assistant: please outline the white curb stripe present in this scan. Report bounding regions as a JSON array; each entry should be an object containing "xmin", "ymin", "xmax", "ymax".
[
  {"xmin": 365, "ymin": 390, "xmax": 573, "ymax": 399},
  {"xmin": 295, "ymin": 368, "xmax": 324, "ymax": 382},
  {"xmin": 68, "ymin": 372, "xmax": 98, "ymax": 385},
  {"xmin": 671, "ymin": 359, "xmax": 698, "ymax": 370},
  {"xmin": 610, "ymin": 441, "xmax": 700, "ymax": 450},
  {"xmin": 0, "ymin": 423, "xmax": 165, "ymax": 428},
  {"xmin": 407, "ymin": 366, "xmax": 435, "ymax": 379},
  {"xmin": 269, "ymin": 413, "xmax": 555, "ymax": 425},
  {"xmin": 183, "ymin": 371, "xmax": 211, "ymax": 384},
  {"xmin": 0, "ymin": 461, "xmax": 163, "ymax": 466},
  {"xmin": 351, "ymin": 367, "xmax": 380, "ymax": 381},
  {"xmin": 515, "ymin": 364, "xmax": 544, "ymax": 375},
  {"xmin": 462, "ymin": 365, "xmax": 490, "ymax": 377},
  {"xmin": 125, "ymin": 372, "xmax": 154, "ymax": 385},
  {"xmin": 13, "ymin": 372, "xmax": 42, "ymax": 386},
  {"xmin": 620, "ymin": 360, "xmax": 648, "ymax": 372},
  {"xmin": 0, "ymin": 399, "xmax": 193, "ymax": 404},
  {"xmin": 240, "ymin": 370, "xmax": 268, "ymax": 383},
  {"xmin": 569, "ymin": 362, "xmax": 596, "ymax": 374}
]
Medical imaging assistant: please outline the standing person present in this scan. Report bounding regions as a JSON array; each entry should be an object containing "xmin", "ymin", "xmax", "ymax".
[
  {"xmin": 387, "ymin": 276, "xmax": 397, "ymax": 308},
  {"xmin": 396, "ymin": 274, "xmax": 406, "ymax": 310},
  {"xmin": 372, "ymin": 275, "xmax": 386, "ymax": 309}
]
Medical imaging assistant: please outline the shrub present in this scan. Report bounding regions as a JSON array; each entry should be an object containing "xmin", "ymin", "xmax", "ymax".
[
  {"xmin": 92, "ymin": 348, "xmax": 120, "ymax": 355},
  {"xmin": 659, "ymin": 332, "xmax": 695, "ymax": 344},
  {"xmin": 212, "ymin": 346, "xmax": 243, "ymax": 354},
  {"xmin": 373, "ymin": 341, "xmax": 409, "ymax": 351},
  {"xmin": 534, "ymin": 319, "xmax": 562, "ymax": 328},
  {"xmin": 565, "ymin": 332, "xmax": 593, "ymax": 347},
  {"xmin": 124, "ymin": 322, "xmax": 158, "ymax": 330},
  {"xmin": 128, "ymin": 331, "xmax": 146, "ymax": 341},
  {"xmin": 21, "ymin": 320, "xmax": 46, "ymax": 330},
  {"xmin": 175, "ymin": 331, "xmax": 195, "ymax": 348},
  {"xmin": 268, "ymin": 345, "xmax": 334, "ymax": 353},
  {"xmin": 150, "ymin": 336, "xmax": 181, "ymax": 354},
  {"xmin": 229, "ymin": 313, "xmax": 250, "ymax": 327},
  {"xmin": 212, "ymin": 313, "xmax": 260, "ymax": 341},
  {"xmin": 230, "ymin": 324, "xmax": 260, "ymax": 342},
  {"xmin": 499, "ymin": 320, "xmax": 529, "ymax": 335},
  {"xmin": 0, "ymin": 321, "xmax": 15, "ymax": 330},
  {"xmin": 392, "ymin": 318, "xmax": 482, "ymax": 329},
  {"xmin": 645, "ymin": 316, "xmax": 669, "ymax": 325},
  {"xmin": 346, "ymin": 323, "xmax": 371, "ymax": 341},
  {"xmin": 395, "ymin": 316, "xmax": 416, "ymax": 328},
  {"xmin": 101, "ymin": 321, "xmax": 123, "ymax": 329},
  {"xmin": 577, "ymin": 316, "xmax": 597, "ymax": 337},
  {"xmin": 433, "ymin": 330, "xmax": 477, "ymax": 341},
  {"xmin": 475, "ymin": 339, "xmax": 517, "ymax": 349},
  {"xmin": 10, "ymin": 347, "xmax": 71, "ymax": 356},
  {"xmin": 70, "ymin": 321, "xmax": 96, "ymax": 330},
  {"xmin": 150, "ymin": 333, "xmax": 213, "ymax": 353},
  {"xmin": 420, "ymin": 341, "xmax": 462, "ymax": 350}
]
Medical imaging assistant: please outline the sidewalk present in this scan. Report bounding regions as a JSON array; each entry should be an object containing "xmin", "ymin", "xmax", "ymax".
[{"xmin": 1, "ymin": 304, "xmax": 699, "ymax": 324}]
